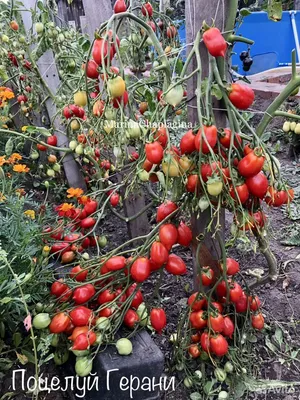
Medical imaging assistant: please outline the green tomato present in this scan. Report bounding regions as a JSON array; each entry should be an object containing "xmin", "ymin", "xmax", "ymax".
[
  {"xmin": 35, "ymin": 302, "xmax": 44, "ymax": 313},
  {"xmin": 35, "ymin": 22, "xmax": 44, "ymax": 34},
  {"xmin": 75, "ymin": 356, "xmax": 93, "ymax": 377},
  {"xmin": 183, "ymin": 377, "xmax": 193, "ymax": 388},
  {"xmin": 200, "ymin": 351, "xmax": 209, "ymax": 361},
  {"xmin": 218, "ymin": 391, "xmax": 229, "ymax": 400},
  {"xmin": 95, "ymin": 317, "xmax": 111, "ymax": 331},
  {"xmin": 30, "ymin": 150, "xmax": 39, "ymax": 160},
  {"xmin": 98, "ymin": 236, "xmax": 107, "ymax": 248},
  {"xmin": 290, "ymin": 121, "xmax": 296, "ymax": 131},
  {"xmin": 126, "ymin": 120, "xmax": 141, "ymax": 139},
  {"xmin": 32, "ymin": 313, "xmax": 51, "ymax": 329},
  {"xmin": 214, "ymin": 368, "xmax": 227, "ymax": 382},
  {"xmin": 52, "ymin": 163, "xmax": 61, "ymax": 172},
  {"xmin": 72, "ymin": 349, "xmax": 90, "ymax": 357},
  {"xmin": 51, "ymin": 334, "xmax": 60, "ymax": 347},
  {"xmin": 207, "ymin": 180, "xmax": 223, "ymax": 196},
  {"xmin": 116, "ymin": 338, "xmax": 133, "ymax": 355},
  {"xmin": 138, "ymin": 170, "xmax": 149, "ymax": 182},
  {"xmin": 136, "ymin": 303, "xmax": 148, "ymax": 326},
  {"xmin": 54, "ymin": 349, "xmax": 69, "ymax": 365},
  {"xmin": 69, "ymin": 140, "xmax": 77, "ymax": 151},
  {"xmin": 176, "ymin": 363, "xmax": 184, "ymax": 371},
  {"xmin": 295, "ymin": 123, "xmax": 300, "ymax": 134},
  {"xmin": 47, "ymin": 169, "xmax": 55, "ymax": 177},
  {"xmin": 224, "ymin": 361, "xmax": 234, "ymax": 373},
  {"xmin": 282, "ymin": 121, "xmax": 290, "ymax": 133},
  {"xmin": 198, "ymin": 196, "xmax": 210, "ymax": 212},
  {"xmin": 165, "ymin": 85, "xmax": 184, "ymax": 107},
  {"xmin": 194, "ymin": 370, "xmax": 202, "ymax": 379}
]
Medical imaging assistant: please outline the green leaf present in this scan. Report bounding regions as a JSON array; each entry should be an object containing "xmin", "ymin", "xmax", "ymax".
[
  {"xmin": 0, "ymin": 297, "xmax": 12, "ymax": 304},
  {"xmin": 211, "ymin": 84, "xmax": 223, "ymax": 100},
  {"xmin": 175, "ymin": 58, "xmax": 184, "ymax": 75},
  {"xmin": 247, "ymin": 333, "xmax": 258, "ymax": 343},
  {"xmin": 274, "ymin": 327, "xmax": 283, "ymax": 346},
  {"xmin": 156, "ymin": 171, "xmax": 166, "ymax": 188},
  {"xmin": 267, "ymin": 0, "xmax": 282, "ymax": 21},
  {"xmin": 13, "ymin": 332, "xmax": 22, "ymax": 347},
  {"xmin": 240, "ymin": 8, "xmax": 252, "ymax": 17},
  {"xmin": 37, "ymin": 1, "xmax": 44, "ymax": 10},
  {"xmin": 265, "ymin": 336, "xmax": 277, "ymax": 352},
  {"xmin": 22, "ymin": 350, "xmax": 36, "ymax": 364},
  {"xmin": 204, "ymin": 379, "xmax": 216, "ymax": 395},
  {"xmin": 190, "ymin": 393, "xmax": 202, "ymax": 400}
]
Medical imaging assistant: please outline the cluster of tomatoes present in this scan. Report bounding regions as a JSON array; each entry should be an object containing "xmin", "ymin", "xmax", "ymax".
[{"xmin": 186, "ymin": 258, "xmax": 264, "ymax": 360}]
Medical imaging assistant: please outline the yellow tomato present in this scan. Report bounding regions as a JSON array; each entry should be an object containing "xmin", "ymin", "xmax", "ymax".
[
  {"xmin": 207, "ymin": 180, "xmax": 223, "ymax": 196},
  {"xmin": 74, "ymin": 91, "xmax": 87, "ymax": 107},
  {"xmin": 70, "ymin": 119, "xmax": 80, "ymax": 131},
  {"xmin": 179, "ymin": 156, "xmax": 194, "ymax": 173},
  {"xmin": 162, "ymin": 157, "xmax": 180, "ymax": 177},
  {"xmin": 107, "ymin": 76, "xmax": 126, "ymax": 98},
  {"xmin": 103, "ymin": 120, "xmax": 116, "ymax": 134}
]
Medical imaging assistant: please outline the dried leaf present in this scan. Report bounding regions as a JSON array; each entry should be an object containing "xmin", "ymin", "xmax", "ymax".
[
  {"xmin": 283, "ymin": 278, "xmax": 290, "ymax": 290},
  {"xmin": 16, "ymin": 352, "xmax": 28, "ymax": 365}
]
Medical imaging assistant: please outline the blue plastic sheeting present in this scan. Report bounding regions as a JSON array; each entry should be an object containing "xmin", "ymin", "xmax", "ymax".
[
  {"xmin": 232, "ymin": 11, "xmax": 300, "ymax": 75},
  {"xmin": 177, "ymin": 11, "xmax": 300, "ymax": 75}
]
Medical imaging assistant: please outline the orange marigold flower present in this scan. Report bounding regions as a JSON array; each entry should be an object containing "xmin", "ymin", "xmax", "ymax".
[
  {"xmin": 78, "ymin": 195, "xmax": 90, "ymax": 205},
  {"xmin": 0, "ymin": 87, "xmax": 15, "ymax": 102},
  {"xmin": 0, "ymin": 156, "xmax": 7, "ymax": 166},
  {"xmin": 8, "ymin": 153, "xmax": 22, "ymax": 164},
  {"xmin": 55, "ymin": 203, "xmax": 75, "ymax": 217},
  {"xmin": 67, "ymin": 187, "xmax": 84, "ymax": 198},
  {"xmin": 16, "ymin": 188, "xmax": 26, "ymax": 196},
  {"xmin": 13, "ymin": 164, "xmax": 30, "ymax": 173}
]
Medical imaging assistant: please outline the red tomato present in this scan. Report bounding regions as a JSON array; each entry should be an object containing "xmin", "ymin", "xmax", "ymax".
[
  {"xmin": 228, "ymin": 83, "xmax": 255, "ymax": 110},
  {"xmin": 92, "ymin": 38, "xmax": 115, "ymax": 66},
  {"xmin": 150, "ymin": 241, "xmax": 169, "ymax": 268},
  {"xmin": 252, "ymin": 313, "xmax": 265, "ymax": 330},
  {"xmin": 68, "ymin": 326, "xmax": 89, "ymax": 341},
  {"xmin": 246, "ymin": 172, "xmax": 269, "ymax": 199},
  {"xmin": 219, "ymin": 128, "xmax": 242, "ymax": 149},
  {"xmin": 229, "ymin": 183, "xmax": 249, "ymax": 204},
  {"xmin": 188, "ymin": 292, "xmax": 207, "ymax": 311},
  {"xmin": 180, "ymin": 130, "xmax": 196, "ymax": 154},
  {"xmin": 244, "ymin": 143, "xmax": 253, "ymax": 155},
  {"xmin": 154, "ymin": 126, "xmax": 168, "ymax": 148},
  {"xmin": 265, "ymin": 187, "xmax": 288, "ymax": 207},
  {"xmin": 220, "ymin": 258, "xmax": 240, "ymax": 276},
  {"xmin": 194, "ymin": 125, "xmax": 218, "ymax": 154},
  {"xmin": 73, "ymin": 284, "xmax": 96, "ymax": 304},
  {"xmin": 150, "ymin": 308, "xmax": 166, "ymax": 333},
  {"xmin": 99, "ymin": 307, "xmax": 113, "ymax": 318},
  {"xmin": 97, "ymin": 289, "xmax": 116, "ymax": 305},
  {"xmin": 177, "ymin": 221, "xmax": 192, "ymax": 246},
  {"xmin": 63, "ymin": 233, "xmax": 81, "ymax": 242},
  {"xmin": 51, "ymin": 280, "xmax": 68, "ymax": 297},
  {"xmin": 80, "ymin": 217, "xmax": 96, "ymax": 229},
  {"xmin": 126, "ymin": 284, "xmax": 144, "ymax": 309},
  {"xmin": 124, "ymin": 309, "xmax": 139, "ymax": 328},
  {"xmin": 249, "ymin": 295, "xmax": 261, "ymax": 311},
  {"xmin": 235, "ymin": 292, "xmax": 248, "ymax": 313},
  {"xmin": 238, "ymin": 149, "xmax": 265, "ymax": 178},
  {"xmin": 114, "ymin": 0, "xmax": 127, "ymax": 13},
  {"xmin": 131, "ymin": 257, "xmax": 151, "ymax": 282},
  {"xmin": 209, "ymin": 312, "xmax": 224, "ymax": 333},
  {"xmin": 157, "ymin": 90, "xmax": 163, "ymax": 101},
  {"xmin": 156, "ymin": 201, "xmax": 178, "ymax": 222},
  {"xmin": 49, "ymin": 313, "xmax": 71, "ymax": 334},
  {"xmin": 84, "ymin": 200, "xmax": 98, "ymax": 215},
  {"xmin": 165, "ymin": 254, "xmax": 187, "ymax": 275},
  {"xmin": 70, "ymin": 306, "xmax": 93, "ymax": 327},
  {"xmin": 229, "ymin": 282, "xmax": 243, "ymax": 303},
  {"xmin": 201, "ymin": 267, "xmax": 215, "ymax": 286},
  {"xmin": 216, "ymin": 280, "xmax": 230, "ymax": 299},
  {"xmin": 210, "ymin": 334, "xmax": 228, "ymax": 356},
  {"xmin": 47, "ymin": 135, "xmax": 57, "ymax": 146},
  {"xmin": 159, "ymin": 223, "xmax": 178, "ymax": 250},
  {"xmin": 110, "ymin": 193, "xmax": 120, "ymax": 207},
  {"xmin": 201, "ymin": 162, "xmax": 221, "ymax": 182},
  {"xmin": 72, "ymin": 331, "xmax": 96, "ymax": 350},
  {"xmin": 145, "ymin": 142, "xmax": 164, "ymax": 164},
  {"xmin": 203, "ymin": 27, "xmax": 227, "ymax": 57},
  {"xmin": 186, "ymin": 174, "xmax": 200, "ymax": 193},
  {"xmin": 112, "ymin": 91, "xmax": 128, "ymax": 108},
  {"xmin": 105, "ymin": 256, "xmax": 127, "ymax": 271},
  {"xmin": 188, "ymin": 344, "xmax": 200, "ymax": 358},
  {"xmin": 85, "ymin": 60, "xmax": 99, "ymax": 79},
  {"xmin": 37, "ymin": 144, "xmax": 47, "ymax": 151},
  {"xmin": 200, "ymin": 331, "xmax": 210, "ymax": 352},
  {"xmin": 211, "ymin": 302, "xmax": 223, "ymax": 313},
  {"xmin": 222, "ymin": 316, "xmax": 234, "ymax": 338},
  {"xmin": 141, "ymin": 2, "xmax": 153, "ymax": 17},
  {"xmin": 190, "ymin": 310, "xmax": 207, "ymax": 329},
  {"xmin": 191, "ymin": 332, "xmax": 201, "ymax": 343},
  {"xmin": 70, "ymin": 265, "xmax": 88, "ymax": 282}
]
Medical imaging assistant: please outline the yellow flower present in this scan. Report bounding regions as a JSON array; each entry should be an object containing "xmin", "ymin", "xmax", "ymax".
[
  {"xmin": 0, "ymin": 192, "xmax": 6, "ymax": 202},
  {"xmin": 24, "ymin": 210, "xmax": 35, "ymax": 219},
  {"xmin": 67, "ymin": 187, "xmax": 84, "ymax": 198},
  {"xmin": 21, "ymin": 126, "xmax": 28, "ymax": 132},
  {"xmin": 0, "ymin": 156, "xmax": 6, "ymax": 166},
  {"xmin": 8, "ymin": 153, "xmax": 22, "ymax": 164},
  {"xmin": 13, "ymin": 164, "xmax": 30, "ymax": 173}
]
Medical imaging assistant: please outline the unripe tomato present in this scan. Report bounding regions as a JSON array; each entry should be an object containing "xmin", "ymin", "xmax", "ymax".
[
  {"xmin": 10, "ymin": 20, "xmax": 19, "ymax": 31},
  {"xmin": 150, "ymin": 308, "xmax": 166, "ymax": 333},
  {"xmin": 162, "ymin": 157, "xmax": 180, "ymax": 177},
  {"xmin": 74, "ymin": 91, "xmax": 87, "ymax": 107},
  {"xmin": 61, "ymin": 251, "xmax": 76, "ymax": 264},
  {"xmin": 107, "ymin": 76, "xmax": 126, "ymax": 98},
  {"xmin": 75, "ymin": 356, "xmax": 93, "ymax": 377},
  {"xmin": 33, "ymin": 313, "xmax": 51, "ymax": 329},
  {"xmin": 116, "ymin": 338, "xmax": 132, "ymax": 355},
  {"xmin": 207, "ymin": 179, "xmax": 223, "ymax": 196}
]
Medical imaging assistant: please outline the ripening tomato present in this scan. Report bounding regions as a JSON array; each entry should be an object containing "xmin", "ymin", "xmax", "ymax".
[
  {"xmin": 49, "ymin": 313, "xmax": 71, "ymax": 334},
  {"xmin": 145, "ymin": 142, "xmax": 164, "ymax": 164},
  {"xmin": 252, "ymin": 313, "xmax": 264, "ymax": 330},
  {"xmin": 228, "ymin": 83, "xmax": 255, "ymax": 110},
  {"xmin": 180, "ymin": 130, "xmax": 196, "ymax": 154},
  {"xmin": 246, "ymin": 172, "xmax": 268, "ymax": 199},
  {"xmin": 238, "ymin": 149, "xmax": 265, "ymax": 178},
  {"xmin": 72, "ymin": 331, "xmax": 97, "ymax": 350},
  {"xmin": 167, "ymin": 25, "xmax": 177, "ymax": 39},
  {"xmin": 203, "ymin": 27, "xmax": 227, "ymax": 57},
  {"xmin": 70, "ymin": 306, "xmax": 93, "ymax": 327},
  {"xmin": 190, "ymin": 310, "xmax": 207, "ymax": 329},
  {"xmin": 177, "ymin": 222, "xmax": 192, "ymax": 246},
  {"xmin": 126, "ymin": 284, "xmax": 144, "ymax": 309},
  {"xmin": 97, "ymin": 289, "xmax": 116, "ymax": 305},
  {"xmin": 73, "ymin": 284, "xmax": 96, "ymax": 304},
  {"xmin": 219, "ymin": 128, "xmax": 242, "ymax": 149},
  {"xmin": 51, "ymin": 280, "xmax": 68, "ymax": 297},
  {"xmin": 220, "ymin": 258, "xmax": 240, "ymax": 276},
  {"xmin": 200, "ymin": 331, "xmax": 210, "ymax": 352},
  {"xmin": 210, "ymin": 334, "xmax": 228, "ymax": 356},
  {"xmin": 154, "ymin": 126, "xmax": 168, "ymax": 148},
  {"xmin": 229, "ymin": 183, "xmax": 249, "ymax": 204},
  {"xmin": 114, "ymin": 0, "xmax": 127, "ymax": 13},
  {"xmin": 222, "ymin": 316, "xmax": 234, "ymax": 338},
  {"xmin": 107, "ymin": 76, "xmax": 126, "ymax": 98},
  {"xmin": 61, "ymin": 251, "xmax": 76, "ymax": 264},
  {"xmin": 166, "ymin": 254, "xmax": 187, "ymax": 275},
  {"xmin": 235, "ymin": 292, "xmax": 248, "ymax": 313},
  {"xmin": 265, "ymin": 187, "xmax": 288, "ymax": 207},
  {"xmin": 188, "ymin": 344, "xmax": 200, "ymax": 358},
  {"xmin": 68, "ymin": 326, "xmax": 89, "ymax": 341},
  {"xmin": 194, "ymin": 125, "xmax": 218, "ymax": 154},
  {"xmin": 141, "ymin": 2, "xmax": 153, "ymax": 17},
  {"xmin": 150, "ymin": 241, "xmax": 169, "ymax": 268},
  {"xmin": 110, "ymin": 193, "xmax": 120, "ymax": 207},
  {"xmin": 105, "ymin": 256, "xmax": 126, "ymax": 271},
  {"xmin": 80, "ymin": 217, "xmax": 96, "ymax": 229},
  {"xmin": 201, "ymin": 267, "xmax": 215, "ymax": 286},
  {"xmin": 209, "ymin": 312, "xmax": 224, "ymax": 334},
  {"xmin": 124, "ymin": 309, "xmax": 139, "ymax": 328},
  {"xmin": 159, "ymin": 223, "xmax": 178, "ymax": 250},
  {"xmin": 131, "ymin": 257, "xmax": 151, "ymax": 282},
  {"xmin": 249, "ymin": 295, "xmax": 261, "ymax": 311},
  {"xmin": 156, "ymin": 201, "xmax": 178, "ymax": 222},
  {"xmin": 150, "ymin": 308, "xmax": 166, "ymax": 333},
  {"xmin": 70, "ymin": 265, "xmax": 88, "ymax": 282},
  {"xmin": 188, "ymin": 292, "xmax": 207, "ymax": 311}
]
